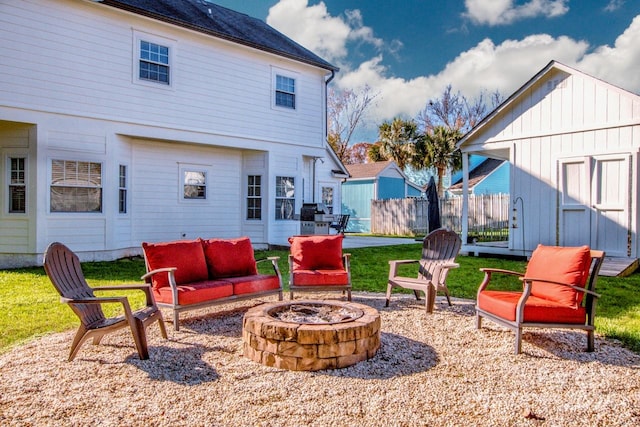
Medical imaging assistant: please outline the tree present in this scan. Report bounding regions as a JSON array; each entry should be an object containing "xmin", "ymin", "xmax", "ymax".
[
  {"xmin": 412, "ymin": 126, "xmax": 463, "ymax": 196},
  {"xmin": 417, "ymin": 85, "xmax": 503, "ymax": 134},
  {"xmin": 327, "ymin": 85, "xmax": 377, "ymax": 163},
  {"xmin": 377, "ymin": 118, "xmax": 419, "ymax": 169},
  {"xmin": 367, "ymin": 142, "xmax": 387, "ymax": 163},
  {"xmin": 347, "ymin": 142, "xmax": 373, "ymax": 164}
]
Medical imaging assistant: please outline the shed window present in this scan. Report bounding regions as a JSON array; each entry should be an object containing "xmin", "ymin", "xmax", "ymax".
[
  {"xmin": 139, "ymin": 40, "xmax": 170, "ymax": 84},
  {"xmin": 183, "ymin": 170, "xmax": 206, "ymax": 199},
  {"xmin": 247, "ymin": 175, "xmax": 262, "ymax": 220}
]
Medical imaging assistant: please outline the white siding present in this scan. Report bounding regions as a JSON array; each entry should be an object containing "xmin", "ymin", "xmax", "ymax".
[{"xmin": 0, "ymin": 0, "xmax": 327, "ymax": 147}]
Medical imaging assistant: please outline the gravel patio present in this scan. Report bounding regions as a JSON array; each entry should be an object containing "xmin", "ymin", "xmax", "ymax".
[{"xmin": 1, "ymin": 292, "xmax": 638, "ymax": 426}]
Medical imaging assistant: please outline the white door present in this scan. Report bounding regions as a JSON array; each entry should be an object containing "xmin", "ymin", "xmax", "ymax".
[{"xmin": 558, "ymin": 154, "xmax": 631, "ymax": 257}]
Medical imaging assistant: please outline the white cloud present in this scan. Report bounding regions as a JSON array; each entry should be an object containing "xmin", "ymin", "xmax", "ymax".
[
  {"xmin": 577, "ymin": 15, "xmax": 640, "ymax": 92},
  {"xmin": 605, "ymin": 0, "xmax": 625, "ymax": 12},
  {"xmin": 464, "ymin": 0, "xmax": 569, "ymax": 26},
  {"xmin": 266, "ymin": 0, "xmax": 385, "ymax": 66},
  {"xmin": 266, "ymin": 0, "xmax": 640, "ymax": 141}
]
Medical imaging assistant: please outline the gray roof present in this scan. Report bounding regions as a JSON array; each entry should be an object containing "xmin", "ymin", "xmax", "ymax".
[{"xmin": 99, "ymin": 0, "xmax": 338, "ymax": 71}]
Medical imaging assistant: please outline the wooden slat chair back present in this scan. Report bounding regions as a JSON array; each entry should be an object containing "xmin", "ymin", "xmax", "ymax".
[
  {"xmin": 476, "ymin": 245, "xmax": 605, "ymax": 354},
  {"xmin": 44, "ymin": 242, "xmax": 167, "ymax": 361},
  {"xmin": 386, "ymin": 228, "xmax": 462, "ymax": 313}
]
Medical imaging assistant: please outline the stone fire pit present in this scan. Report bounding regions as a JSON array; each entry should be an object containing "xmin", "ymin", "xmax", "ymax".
[{"xmin": 242, "ymin": 300, "xmax": 380, "ymax": 371}]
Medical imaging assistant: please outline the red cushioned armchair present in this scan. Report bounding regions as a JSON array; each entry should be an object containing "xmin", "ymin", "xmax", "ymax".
[
  {"xmin": 288, "ymin": 235, "xmax": 351, "ymax": 301},
  {"xmin": 476, "ymin": 244, "xmax": 605, "ymax": 354}
]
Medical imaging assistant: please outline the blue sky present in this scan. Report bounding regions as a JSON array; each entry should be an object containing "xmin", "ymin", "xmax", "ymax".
[{"xmin": 212, "ymin": 0, "xmax": 640, "ymax": 141}]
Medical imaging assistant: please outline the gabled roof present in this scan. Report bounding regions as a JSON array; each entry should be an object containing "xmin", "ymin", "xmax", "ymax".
[
  {"xmin": 458, "ymin": 60, "xmax": 640, "ymax": 150},
  {"xmin": 345, "ymin": 161, "xmax": 395, "ymax": 179},
  {"xmin": 97, "ymin": 0, "xmax": 338, "ymax": 72},
  {"xmin": 449, "ymin": 158, "xmax": 504, "ymax": 190},
  {"xmin": 345, "ymin": 161, "xmax": 423, "ymax": 191}
]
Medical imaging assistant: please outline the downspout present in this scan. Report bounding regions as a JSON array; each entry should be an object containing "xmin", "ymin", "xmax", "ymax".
[{"xmin": 313, "ymin": 70, "xmax": 336, "ymax": 203}]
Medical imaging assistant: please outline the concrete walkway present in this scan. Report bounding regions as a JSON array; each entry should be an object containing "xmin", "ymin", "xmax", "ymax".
[{"xmin": 341, "ymin": 235, "xmax": 420, "ymax": 249}]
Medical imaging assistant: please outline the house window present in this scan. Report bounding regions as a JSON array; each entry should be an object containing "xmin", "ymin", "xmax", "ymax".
[
  {"xmin": 275, "ymin": 176, "xmax": 295, "ymax": 220},
  {"xmin": 183, "ymin": 170, "xmax": 206, "ymax": 199},
  {"xmin": 275, "ymin": 75, "xmax": 296, "ymax": 109},
  {"xmin": 119, "ymin": 165, "xmax": 127, "ymax": 214},
  {"xmin": 247, "ymin": 175, "xmax": 262, "ymax": 220},
  {"xmin": 50, "ymin": 160, "xmax": 102, "ymax": 212},
  {"xmin": 8, "ymin": 157, "xmax": 26, "ymax": 213},
  {"xmin": 139, "ymin": 40, "xmax": 170, "ymax": 84},
  {"xmin": 322, "ymin": 186, "xmax": 334, "ymax": 214}
]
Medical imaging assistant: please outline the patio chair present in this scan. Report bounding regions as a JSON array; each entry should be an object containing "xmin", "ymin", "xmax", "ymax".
[
  {"xmin": 386, "ymin": 228, "xmax": 462, "ymax": 313},
  {"xmin": 288, "ymin": 234, "xmax": 351, "ymax": 301},
  {"xmin": 330, "ymin": 214, "xmax": 350, "ymax": 235},
  {"xmin": 43, "ymin": 242, "xmax": 167, "ymax": 361},
  {"xmin": 476, "ymin": 244, "xmax": 605, "ymax": 354}
]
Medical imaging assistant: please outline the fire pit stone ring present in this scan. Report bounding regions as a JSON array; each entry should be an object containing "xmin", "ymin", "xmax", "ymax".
[{"xmin": 243, "ymin": 300, "xmax": 381, "ymax": 371}]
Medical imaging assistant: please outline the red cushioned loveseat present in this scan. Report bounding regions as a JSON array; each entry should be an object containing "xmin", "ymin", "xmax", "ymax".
[{"xmin": 141, "ymin": 237, "xmax": 283, "ymax": 330}]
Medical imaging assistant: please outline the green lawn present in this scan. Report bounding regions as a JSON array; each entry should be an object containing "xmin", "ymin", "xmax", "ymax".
[{"xmin": 1, "ymin": 243, "xmax": 639, "ymax": 353}]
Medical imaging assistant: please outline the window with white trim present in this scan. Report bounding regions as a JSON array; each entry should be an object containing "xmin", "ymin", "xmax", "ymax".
[
  {"xmin": 8, "ymin": 157, "xmax": 26, "ymax": 213},
  {"xmin": 139, "ymin": 40, "xmax": 170, "ymax": 84},
  {"xmin": 247, "ymin": 175, "xmax": 262, "ymax": 220},
  {"xmin": 119, "ymin": 165, "xmax": 127, "ymax": 214},
  {"xmin": 183, "ymin": 170, "xmax": 207, "ymax": 199},
  {"xmin": 275, "ymin": 74, "xmax": 296, "ymax": 109},
  {"xmin": 275, "ymin": 176, "xmax": 295, "ymax": 220},
  {"xmin": 50, "ymin": 160, "xmax": 102, "ymax": 212}
]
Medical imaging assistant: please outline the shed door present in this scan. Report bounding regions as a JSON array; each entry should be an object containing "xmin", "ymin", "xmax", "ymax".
[{"xmin": 559, "ymin": 155, "xmax": 631, "ymax": 257}]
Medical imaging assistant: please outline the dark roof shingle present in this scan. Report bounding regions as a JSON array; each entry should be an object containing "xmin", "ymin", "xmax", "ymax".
[{"xmin": 100, "ymin": 0, "xmax": 337, "ymax": 71}]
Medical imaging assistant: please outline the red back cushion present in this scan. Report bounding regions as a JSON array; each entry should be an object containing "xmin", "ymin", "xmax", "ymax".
[
  {"xmin": 525, "ymin": 244, "xmax": 592, "ymax": 307},
  {"xmin": 142, "ymin": 239, "xmax": 208, "ymax": 288},
  {"xmin": 202, "ymin": 237, "xmax": 257, "ymax": 278},
  {"xmin": 288, "ymin": 235, "xmax": 344, "ymax": 271}
]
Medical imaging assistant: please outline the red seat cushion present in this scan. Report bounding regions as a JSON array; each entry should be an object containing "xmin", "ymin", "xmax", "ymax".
[
  {"xmin": 202, "ymin": 237, "xmax": 258, "ymax": 278},
  {"xmin": 288, "ymin": 235, "xmax": 344, "ymax": 271},
  {"xmin": 525, "ymin": 245, "xmax": 591, "ymax": 307},
  {"xmin": 478, "ymin": 290, "xmax": 587, "ymax": 324},
  {"xmin": 142, "ymin": 239, "xmax": 209, "ymax": 289},
  {"xmin": 291, "ymin": 270, "xmax": 350, "ymax": 286},
  {"xmin": 153, "ymin": 280, "xmax": 233, "ymax": 305},
  {"xmin": 224, "ymin": 275, "xmax": 281, "ymax": 295}
]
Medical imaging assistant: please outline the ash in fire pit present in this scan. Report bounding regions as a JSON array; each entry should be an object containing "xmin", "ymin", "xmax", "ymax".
[{"xmin": 268, "ymin": 302, "xmax": 363, "ymax": 324}]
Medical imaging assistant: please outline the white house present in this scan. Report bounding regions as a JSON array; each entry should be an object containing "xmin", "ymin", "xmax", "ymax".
[
  {"xmin": 0, "ymin": 0, "xmax": 346, "ymax": 268},
  {"xmin": 458, "ymin": 60, "xmax": 640, "ymax": 270}
]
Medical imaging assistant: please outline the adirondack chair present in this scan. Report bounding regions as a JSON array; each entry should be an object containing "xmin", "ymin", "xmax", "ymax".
[
  {"xmin": 476, "ymin": 244, "xmax": 605, "ymax": 354},
  {"xmin": 386, "ymin": 228, "xmax": 462, "ymax": 313},
  {"xmin": 43, "ymin": 242, "xmax": 167, "ymax": 361}
]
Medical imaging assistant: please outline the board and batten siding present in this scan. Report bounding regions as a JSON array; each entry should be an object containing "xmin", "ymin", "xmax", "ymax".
[
  {"xmin": 0, "ymin": 0, "xmax": 327, "ymax": 148},
  {"xmin": 463, "ymin": 64, "xmax": 640, "ymax": 256}
]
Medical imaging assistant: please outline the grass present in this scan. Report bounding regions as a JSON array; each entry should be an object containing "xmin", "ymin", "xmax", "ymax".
[{"xmin": 1, "ymin": 243, "xmax": 639, "ymax": 353}]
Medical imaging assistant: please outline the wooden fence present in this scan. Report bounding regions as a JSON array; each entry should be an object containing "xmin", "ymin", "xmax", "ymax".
[{"xmin": 371, "ymin": 194, "xmax": 510, "ymax": 240}]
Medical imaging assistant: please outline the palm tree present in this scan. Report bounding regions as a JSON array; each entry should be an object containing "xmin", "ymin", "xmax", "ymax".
[
  {"xmin": 377, "ymin": 118, "xmax": 419, "ymax": 169},
  {"xmin": 412, "ymin": 126, "xmax": 462, "ymax": 196}
]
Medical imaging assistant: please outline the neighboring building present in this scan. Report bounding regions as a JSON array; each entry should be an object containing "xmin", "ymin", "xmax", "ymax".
[
  {"xmin": 448, "ymin": 156, "xmax": 509, "ymax": 196},
  {"xmin": 458, "ymin": 60, "xmax": 640, "ymax": 264},
  {"xmin": 0, "ymin": 0, "xmax": 346, "ymax": 267},
  {"xmin": 342, "ymin": 161, "xmax": 423, "ymax": 232}
]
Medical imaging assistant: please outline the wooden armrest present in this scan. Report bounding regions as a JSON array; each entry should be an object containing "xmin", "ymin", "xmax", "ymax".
[
  {"xmin": 388, "ymin": 259, "xmax": 419, "ymax": 265},
  {"xmin": 63, "ymin": 296, "xmax": 128, "ymax": 305},
  {"xmin": 479, "ymin": 268, "xmax": 523, "ymax": 276},
  {"xmin": 92, "ymin": 284, "xmax": 151, "ymax": 292}
]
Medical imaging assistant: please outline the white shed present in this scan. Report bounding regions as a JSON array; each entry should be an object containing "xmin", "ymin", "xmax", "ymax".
[{"xmin": 458, "ymin": 61, "xmax": 640, "ymax": 273}]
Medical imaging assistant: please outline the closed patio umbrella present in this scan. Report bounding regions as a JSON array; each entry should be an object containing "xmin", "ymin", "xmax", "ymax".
[{"xmin": 426, "ymin": 176, "xmax": 441, "ymax": 232}]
